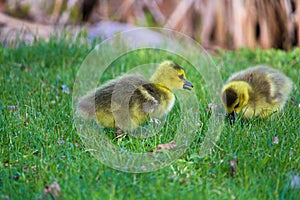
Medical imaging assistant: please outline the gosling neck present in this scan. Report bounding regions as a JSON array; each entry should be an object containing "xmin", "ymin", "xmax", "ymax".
[{"xmin": 150, "ymin": 74, "xmax": 169, "ymax": 89}]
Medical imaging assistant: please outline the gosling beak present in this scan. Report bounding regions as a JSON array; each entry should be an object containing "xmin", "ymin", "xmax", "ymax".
[
  {"xmin": 227, "ymin": 111, "xmax": 236, "ymax": 125},
  {"xmin": 183, "ymin": 79, "xmax": 193, "ymax": 90}
]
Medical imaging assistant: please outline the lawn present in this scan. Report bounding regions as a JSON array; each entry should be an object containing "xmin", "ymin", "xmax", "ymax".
[{"xmin": 0, "ymin": 36, "xmax": 299, "ymax": 199}]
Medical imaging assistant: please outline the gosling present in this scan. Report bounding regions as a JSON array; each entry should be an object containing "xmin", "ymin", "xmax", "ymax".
[
  {"xmin": 221, "ymin": 65, "xmax": 293, "ymax": 123},
  {"xmin": 77, "ymin": 60, "xmax": 193, "ymax": 132}
]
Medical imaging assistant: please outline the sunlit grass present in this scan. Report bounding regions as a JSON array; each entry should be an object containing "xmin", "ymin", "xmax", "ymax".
[{"xmin": 0, "ymin": 37, "xmax": 299, "ymax": 199}]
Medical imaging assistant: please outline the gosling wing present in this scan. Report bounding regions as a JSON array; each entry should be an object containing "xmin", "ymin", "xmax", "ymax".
[
  {"xmin": 140, "ymin": 85, "xmax": 160, "ymax": 114},
  {"xmin": 77, "ymin": 74, "xmax": 150, "ymax": 118},
  {"xmin": 108, "ymin": 74, "xmax": 152, "ymax": 117}
]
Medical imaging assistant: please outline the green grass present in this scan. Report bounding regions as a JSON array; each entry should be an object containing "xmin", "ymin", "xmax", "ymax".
[{"xmin": 0, "ymin": 37, "xmax": 299, "ymax": 199}]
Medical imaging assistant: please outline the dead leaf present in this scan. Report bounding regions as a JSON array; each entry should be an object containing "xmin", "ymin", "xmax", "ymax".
[
  {"xmin": 32, "ymin": 150, "xmax": 38, "ymax": 155},
  {"xmin": 7, "ymin": 105, "xmax": 18, "ymax": 110},
  {"xmin": 156, "ymin": 140, "xmax": 176, "ymax": 150},
  {"xmin": 24, "ymin": 117, "xmax": 30, "ymax": 126},
  {"xmin": 229, "ymin": 160, "xmax": 235, "ymax": 175},
  {"xmin": 61, "ymin": 84, "xmax": 70, "ymax": 94},
  {"xmin": 23, "ymin": 166, "xmax": 28, "ymax": 172},
  {"xmin": 39, "ymin": 180, "xmax": 61, "ymax": 200},
  {"xmin": 13, "ymin": 174, "xmax": 19, "ymax": 180},
  {"xmin": 206, "ymin": 103, "xmax": 217, "ymax": 112},
  {"xmin": 141, "ymin": 165, "xmax": 147, "ymax": 172},
  {"xmin": 229, "ymin": 155, "xmax": 238, "ymax": 176},
  {"xmin": 147, "ymin": 141, "xmax": 186, "ymax": 154},
  {"xmin": 58, "ymin": 140, "xmax": 65, "ymax": 145},
  {"xmin": 231, "ymin": 194, "xmax": 236, "ymax": 200},
  {"xmin": 291, "ymin": 174, "xmax": 300, "ymax": 189},
  {"xmin": 273, "ymin": 136, "xmax": 279, "ymax": 144},
  {"xmin": 31, "ymin": 166, "xmax": 37, "ymax": 172}
]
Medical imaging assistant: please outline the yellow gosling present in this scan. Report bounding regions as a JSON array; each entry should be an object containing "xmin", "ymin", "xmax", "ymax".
[
  {"xmin": 77, "ymin": 60, "xmax": 193, "ymax": 132},
  {"xmin": 221, "ymin": 65, "xmax": 293, "ymax": 123}
]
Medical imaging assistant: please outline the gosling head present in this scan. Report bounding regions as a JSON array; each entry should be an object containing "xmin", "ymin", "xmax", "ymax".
[
  {"xmin": 221, "ymin": 81, "xmax": 251, "ymax": 123},
  {"xmin": 150, "ymin": 61, "xmax": 193, "ymax": 90}
]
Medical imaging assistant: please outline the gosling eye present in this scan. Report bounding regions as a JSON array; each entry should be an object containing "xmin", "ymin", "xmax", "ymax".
[
  {"xmin": 178, "ymin": 74, "xmax": 184, "ymax": 80},
  {"xmin": 234, "ymin": 103, "xmax": 240, "ymax": 109}
]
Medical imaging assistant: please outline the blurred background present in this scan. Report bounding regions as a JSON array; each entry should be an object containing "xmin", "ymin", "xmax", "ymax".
[{"xmin": 0, "ymin": 0, "xmax": 299, "ymax": 50}]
